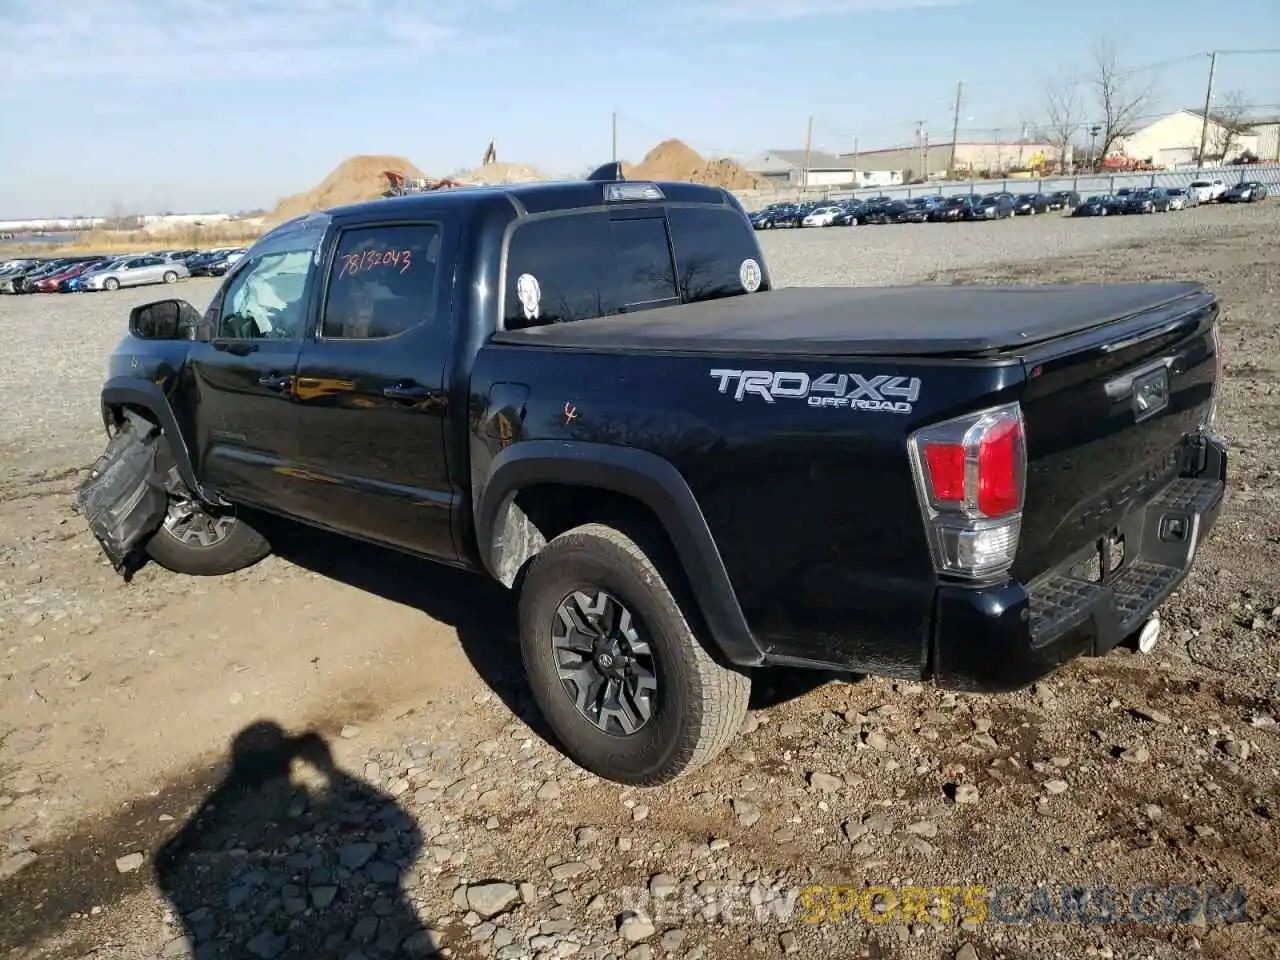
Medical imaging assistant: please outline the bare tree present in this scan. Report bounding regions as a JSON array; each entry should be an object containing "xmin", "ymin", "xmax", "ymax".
[
  {"xmin": 1209, "ymin": 90, "xmax": 1251, "ymax": 161},
  {"xmin": 1044, "ymin": 68, "xmax": 1084, "ymax": 171},
  {"xmin": 1090, "ymin": 39, "xmax": 1156, "ymax": 162}
]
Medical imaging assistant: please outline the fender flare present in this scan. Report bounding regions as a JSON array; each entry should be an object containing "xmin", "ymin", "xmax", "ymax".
[
  {"xmin": 100, "ymin": 377, "xmax": 219, "ymax": 505},
  {"xmin": 475, "ymin": 441, "xmax": 764, "ymax": 667}
]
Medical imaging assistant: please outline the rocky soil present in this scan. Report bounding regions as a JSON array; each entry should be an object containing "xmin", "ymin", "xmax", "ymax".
[{"xmin": 0, "ymin": 203, "xmax": 1277, "ymax": 960}]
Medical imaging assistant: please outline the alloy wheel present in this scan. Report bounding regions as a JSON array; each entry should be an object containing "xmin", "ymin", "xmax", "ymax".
[
  {"xmin": 551, "ymin": 589, "xmax": 657, "ymax": 736},
  {"xmin": 162, "ymin": 497, "xmax": 236, "ymax": 548}
]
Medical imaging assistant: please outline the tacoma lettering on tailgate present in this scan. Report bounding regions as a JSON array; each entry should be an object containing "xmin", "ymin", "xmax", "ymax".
[{"xmin": 710, "ymin": 369, "xmax": 921, "ymax": 414}]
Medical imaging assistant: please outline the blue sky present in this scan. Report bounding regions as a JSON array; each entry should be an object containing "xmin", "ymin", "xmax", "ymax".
[{"xmin": 1, "ymin": 0, "xmax": 1277, "ymax": 218}]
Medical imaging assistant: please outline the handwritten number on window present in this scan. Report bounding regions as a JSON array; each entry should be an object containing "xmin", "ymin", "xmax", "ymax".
[{"xmin": 339, "ymin": 248, "xmax": 413, "ymax": 278}]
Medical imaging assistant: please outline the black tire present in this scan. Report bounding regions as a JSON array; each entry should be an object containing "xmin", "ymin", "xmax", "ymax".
[
  {"xmin": 103, "ymin": 277, "xmax": 120, "ymax": 291},
  {"xmin": 163, "ymin": 271, "xmax": 178, "ymax": 284},
  {"xmin": 144, "ymin": 505, "xmax": 271, "ymax": 576},
  {"xmin": 141, "ymin": 431, "xmax": 271, "ymax": 576},
  {"xmin": 517, "ymin": 522, "xmax": 750, "ymax": 785}
]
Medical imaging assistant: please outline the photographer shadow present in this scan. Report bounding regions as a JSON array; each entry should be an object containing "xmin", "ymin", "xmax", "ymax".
[{"xmin": 154, "ymin": 720, "xmax": 439, "ymax": 960}]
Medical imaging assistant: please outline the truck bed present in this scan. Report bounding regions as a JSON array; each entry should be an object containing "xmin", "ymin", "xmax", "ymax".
[{"xmin": 491, "ymin": 282, "xmax": 1209, "ymax": 357}]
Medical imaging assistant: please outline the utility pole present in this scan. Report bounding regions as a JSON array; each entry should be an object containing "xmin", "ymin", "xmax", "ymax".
[
  {"xmin": 611, "ymin": 111, "xmax": 618, "ymax": 164},
  {"xmin": 851, "ymin": 137, "xmax": 859, "ymax": 186},
  {"xmin": 802, "ymin": 115, "xmax": 813, "ymax": 192},
  {"xmin": 1197, "ymin": 51, "xmax": 1217, "ymax": 168},
  {"xmin": 949, "ymin": 81, "xmax": 963, "ymax": 176},
  {"xmin": 923, "ymin": 130, "xmax": 930, "ymax": 181},
  {"xmin": 915, "ymin": 121, "xmax": 926, "ymax": 180}
]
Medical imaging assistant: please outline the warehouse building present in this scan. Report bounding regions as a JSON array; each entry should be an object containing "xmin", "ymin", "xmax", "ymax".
[
  {"xmin": 744, "ymin": 149, "xmax": 904, "ymax": 188},
  {"xmin": 839, "ymin": 140, "xmax": 1061, "ymax": 179},
  {"xmin": 744, "ymin": 149, "xmax": 859, "ymax": 187},
  {"xmin": 1113, "ymin": 110, "xmax": 1260, "ymax": 167},
  {"xmin": 1241, "ymin": 117, "xmax": 1279, "ymax": 162}
]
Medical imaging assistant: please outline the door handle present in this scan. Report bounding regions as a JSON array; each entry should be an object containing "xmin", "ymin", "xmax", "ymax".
[
  {"xmin": 258, "ymin": 373, "xmax": 292, "ymax": 392},
  {"xmin": 382, "ymin": 382, "xmax": 433, "ymax": 401}
]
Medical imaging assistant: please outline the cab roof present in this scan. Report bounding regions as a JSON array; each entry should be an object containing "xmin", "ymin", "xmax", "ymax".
[{"xmin": 323, "ymin": 178, "xmax": 741, "ymax": 220}]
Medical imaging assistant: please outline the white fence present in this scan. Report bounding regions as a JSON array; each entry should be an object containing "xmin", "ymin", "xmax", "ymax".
[{"xmin": 740, "ymin": 163, "xmax": 1280, "ymax": 208}]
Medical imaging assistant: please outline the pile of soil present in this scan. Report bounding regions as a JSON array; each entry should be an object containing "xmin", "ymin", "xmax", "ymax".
[
  {"xmin": 270, "ymin": 155, "xmax": 426, "ymax": 222},
  {"xmin": 629, "ymin": 139, "xmax": 762, "ymax": 190},
  {"xmin": 455, "ymin": 162, "xmax": 550, "ymax": 185}
]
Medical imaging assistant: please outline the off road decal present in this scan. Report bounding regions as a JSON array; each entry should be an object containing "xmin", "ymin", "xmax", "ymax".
[{"xmin": 709, "ymin": 369, "xmax": 921, "ymax": 414}]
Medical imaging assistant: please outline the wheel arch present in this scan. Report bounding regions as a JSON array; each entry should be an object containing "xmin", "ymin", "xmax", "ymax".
[
  {"xmin": 474, "ymin": 441, "xmax": 764, "ymax": 667},
  {"xmin": 100, "ymin": 377, "xmax": 217, "ymax": 504}
]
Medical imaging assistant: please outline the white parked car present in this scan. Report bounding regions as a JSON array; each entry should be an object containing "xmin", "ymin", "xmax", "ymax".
[
  {"xmin": 1187, "ymin": 178, "xmax": 1226, "ymax": 203},
  {"xmin": 801, "ymin": 206, "xmax": 842, "ymax": 227}
]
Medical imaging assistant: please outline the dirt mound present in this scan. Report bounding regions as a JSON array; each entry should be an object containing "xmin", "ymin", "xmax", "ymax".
[
  {"xmin": 631, "ymin": 139, "xmax": 762, "ymax": 190},
  {"xmin": 271, "ymin": 155, "xmax": 425, "ymax": 222},
  {"xmin": 455, "ymin": 161, "xmax": 550, "ymax": 185}
]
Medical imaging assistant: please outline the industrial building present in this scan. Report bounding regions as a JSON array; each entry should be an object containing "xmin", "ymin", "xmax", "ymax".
[
  {"xmin": 744, "ymin": 149, "xmax": 903, "ymax": 188},
  {"xmin": 744, "ymin": 150, "xmax": 859, "ymax": 187},
  {"xmin": 838, "ymin": 140, "xmax": 1062, "ymax": 179},
  {"xmin": 1113, "ymin": 110, "xmax": 1261, "ymax": 167},
  {"xmin": 1253, "ymin": 119, "xmax": 1280, "ymax": 162}
]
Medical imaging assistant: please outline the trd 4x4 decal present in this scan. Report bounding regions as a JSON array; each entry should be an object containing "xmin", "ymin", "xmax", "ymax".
[{"xmin": 710, "ymin": 369, "xmax": 921, "ymax": 414}]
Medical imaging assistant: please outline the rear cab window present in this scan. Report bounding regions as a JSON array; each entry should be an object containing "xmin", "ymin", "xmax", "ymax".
[
  {"xmin": 666, "ymin": 206, "xmax": 770, "ymax": 302},
  {"xmin": 502, "ymin": 202, "xmax": 767, "ymax": 330}
]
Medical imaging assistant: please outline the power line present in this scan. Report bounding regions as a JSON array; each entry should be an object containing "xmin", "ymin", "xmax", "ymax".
[{"xmin": 956, "ymin": 46, "xmax": 1279, "ymax": 94}]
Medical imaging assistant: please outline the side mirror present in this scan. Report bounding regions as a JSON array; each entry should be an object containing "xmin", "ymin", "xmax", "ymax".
[{"xmin": 129, "ymin": 299, "xmax": 200, "ymax": 341}]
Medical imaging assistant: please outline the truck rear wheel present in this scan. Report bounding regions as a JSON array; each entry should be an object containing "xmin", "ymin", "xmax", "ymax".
[{"xmin": 517, "ymin": 522, "xmax": 750, "ymax": 785}]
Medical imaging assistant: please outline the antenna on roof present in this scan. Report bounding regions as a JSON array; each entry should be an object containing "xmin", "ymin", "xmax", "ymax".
[{"xmin": 586, "ymin": 162, "xmax": 625, "ymax": 182}]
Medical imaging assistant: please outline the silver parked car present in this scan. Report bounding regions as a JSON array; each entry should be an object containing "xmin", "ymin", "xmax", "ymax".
[{"xmin": 79, "ymin": 255, "xmax": 190, "ymax": 292}]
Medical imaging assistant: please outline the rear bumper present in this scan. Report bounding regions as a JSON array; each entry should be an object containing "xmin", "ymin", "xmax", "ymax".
[{"xmin": 930, "ymin": 434, "xmax": 1227, "ymax": 692}]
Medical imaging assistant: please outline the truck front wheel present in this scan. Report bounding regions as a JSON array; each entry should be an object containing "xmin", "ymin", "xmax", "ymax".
[
  {"xmin": 144, "ymin": 493, "xmax": 271, "ymax": 576},
  {"xmin": 517, "ymin": 522, "xmax": 750, "ymax": 785}
]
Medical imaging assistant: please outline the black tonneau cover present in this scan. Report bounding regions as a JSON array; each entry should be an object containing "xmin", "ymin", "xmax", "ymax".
[{"xmin": 491, "ymin": 282, "xmax": 1208, "ymax": 357}]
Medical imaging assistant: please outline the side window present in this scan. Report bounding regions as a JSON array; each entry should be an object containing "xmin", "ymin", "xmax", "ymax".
[
  {"xmin": 216, "ymin": 249, "xmax": 313, "ymax": 341},
  {"xmin": 608, "ymin": 218, "xmax": 678, "ymax": 311},
  {"xmin": 666, "ymin": 207, "xmax": 769, "ymax": 303},
  {"xmin": 321, "ymin": 224, "xmax": 441, "ymax": 340},
  {"xmin": 503, "ymin": 214, "xmax": 611, "ymax": 330}
]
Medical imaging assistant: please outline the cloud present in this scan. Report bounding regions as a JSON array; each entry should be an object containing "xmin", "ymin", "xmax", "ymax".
[
  {"xmin": 0, "ymin": 0, "xmax": 501, "ymax": 85},
  {"xmin": 685, "ymin": 0, "xmax": 966, "ymax": 19}
]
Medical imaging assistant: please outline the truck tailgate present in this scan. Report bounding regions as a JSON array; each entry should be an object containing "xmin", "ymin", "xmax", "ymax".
[{"xmin": 1011, "ymin": 285, "xmax": 1220, "ymax": 588}]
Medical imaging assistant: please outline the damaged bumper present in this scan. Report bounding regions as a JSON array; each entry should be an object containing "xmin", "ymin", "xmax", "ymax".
[
  {"xmin": 73, "ymin": 413, "xmax": 170, "ymax": 578},
  {"xmin": 929, "ymin": 434, "xmax": 1227, "ymax": 691}
]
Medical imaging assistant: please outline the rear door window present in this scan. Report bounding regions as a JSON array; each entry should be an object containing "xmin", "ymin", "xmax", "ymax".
[{"xmin": 320, "ymin": 223, "xmax": 442, "ymax": 340}]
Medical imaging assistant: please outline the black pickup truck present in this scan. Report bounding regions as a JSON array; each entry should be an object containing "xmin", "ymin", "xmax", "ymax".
[{"xmin": 79, "ymin": 164, "xmax": 1228, "ymax": 785}]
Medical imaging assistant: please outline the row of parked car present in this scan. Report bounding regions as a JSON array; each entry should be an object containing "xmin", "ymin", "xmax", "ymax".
[
  {"xmin": 749, "ymin": 178, "xmax": 1271, "ymax": 229},
  {"xmin": 0, "ymin": 245, "xmax": 247, "ymax": 295},
  {"xmin": 1071, "ymin": 179, "xmax": 1270, "ymax": 216}
]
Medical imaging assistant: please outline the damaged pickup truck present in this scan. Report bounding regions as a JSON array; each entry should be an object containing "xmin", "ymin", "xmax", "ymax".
[{"xmin": 80, "ymin": 164, "xmax": 1228, "ymax": 784}]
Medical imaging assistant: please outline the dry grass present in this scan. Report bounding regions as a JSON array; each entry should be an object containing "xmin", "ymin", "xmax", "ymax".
[{"xmin": 1, "ymin": 222, "xmax": 265, "ymax": 258}]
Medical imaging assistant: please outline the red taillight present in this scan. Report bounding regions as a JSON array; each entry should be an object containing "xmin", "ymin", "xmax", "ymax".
[
  {"xmin": 977, "ymin": 418, "xmax": 1022, "ymax": 516},
  {"xmin": 924, "ymin": 442, "xmax": 965, "ymax": 502},
  {"xmin": 909, "ymin": 403, "xmax": 1026, "ymax": 579}
]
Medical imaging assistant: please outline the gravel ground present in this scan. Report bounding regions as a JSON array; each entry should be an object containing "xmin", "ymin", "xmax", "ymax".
[{"xmin": 0, "ymin": 202, "xmax": 1277, "ymax": 960}]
